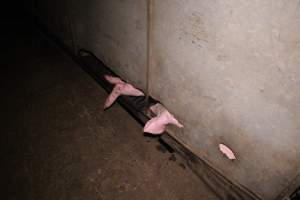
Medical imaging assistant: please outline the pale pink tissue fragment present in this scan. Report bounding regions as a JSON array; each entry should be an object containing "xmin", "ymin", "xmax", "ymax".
[
  {"xmin": 143, "ymin": 104, "xmax": 184, "ymax": 135},
  {"xmin": 104, "ymin": 75, "xmax": 124, "ymax": 85},
  {"xmin": 103, "ymin": 75, "xmax": 144, "ymax": 109},
  {"xmin": 219, "ymin": 144, "xmax": 236, "ymax": 160}
]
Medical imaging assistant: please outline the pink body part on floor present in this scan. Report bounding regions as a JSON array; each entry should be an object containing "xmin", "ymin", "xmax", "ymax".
[
  {"xmin": 219, "ymin": 144, "xmax": 236, "ymax": 160},
  {"xmin": 144, "ymin": 104, "xmax": 184, "ymax": 135},
  {"xmin": 104, "ymin": 75, "xmax": 144, "ymax": 109}
]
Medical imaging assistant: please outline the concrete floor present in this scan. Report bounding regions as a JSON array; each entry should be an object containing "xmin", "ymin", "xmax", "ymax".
[{"xmin": 1, "ymin": 16, "xmax": 218, "ymax": 200}]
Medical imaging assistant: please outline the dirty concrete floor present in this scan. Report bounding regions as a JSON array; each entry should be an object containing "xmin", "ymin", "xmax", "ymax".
[{"xmin": 1, "ymin": 16, "xmax": 218, "ymax": 200}]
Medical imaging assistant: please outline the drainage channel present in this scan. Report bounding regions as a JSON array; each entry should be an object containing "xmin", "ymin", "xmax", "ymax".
[{"xmin": 77, "ymin": 49, "xmax": 158, "ymax": 126}]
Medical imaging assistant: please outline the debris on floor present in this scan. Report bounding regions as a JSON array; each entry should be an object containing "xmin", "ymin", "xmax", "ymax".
[
  {"xmin": 144, "ymin": 103, "xmax": 184, "ymax": 135},
  {"xmin": 219, "ymin": 144, "xmax": 236, "ymax": 160},
  {"xmin": 103, "ymin": 75, "xmax": 144, "ymax": 109}
]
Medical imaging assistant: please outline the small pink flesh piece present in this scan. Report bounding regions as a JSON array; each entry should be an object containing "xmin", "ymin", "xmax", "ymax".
[
  {"xmin": 104, "ymin": 75, "xmax": 124, "ymax": 84},
  {"xmin": 143, "ymin": 105, "xmax": 183, "ymax": 135},
  {"xmin": 120, "ymin": 83, "xmax": 144, "ymax": 96},
  {"xmin": 104, "ymin": 84, "xmax": 122, "ymax": 109},
  {"xmin": 219, "ymin": 144, "xmax": 236, "ymax": 160},
  {"xmin": 103, "ymin": 75, "xmax": 144, "ymax": 109},
  {"xmin": 143, "ymin": 117, "xmax": 166, "ymax": 134}
]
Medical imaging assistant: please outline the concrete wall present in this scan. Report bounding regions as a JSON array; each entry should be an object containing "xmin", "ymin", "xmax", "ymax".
[
  {"xmin": 31, "ymin": 0, "xmax": 147, "ymax": 90},
  {"xmin": 149, "ymin": 0, "xmax": 300, "ymax": 199}
]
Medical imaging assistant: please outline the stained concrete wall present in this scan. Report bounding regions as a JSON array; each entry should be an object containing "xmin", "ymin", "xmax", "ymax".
[
  {"xmin": 149, "ymin": 0, "xmax": 300, "ymax": 199},
  {"xmin": 30, "ymin": 0, "xmax": 147, "ymax": 90}
]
